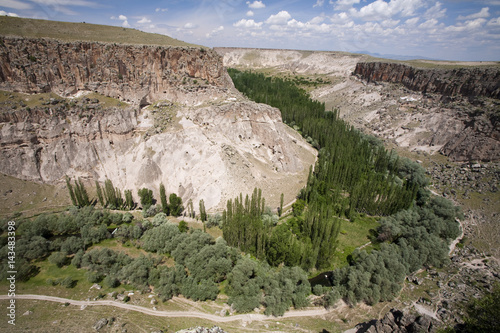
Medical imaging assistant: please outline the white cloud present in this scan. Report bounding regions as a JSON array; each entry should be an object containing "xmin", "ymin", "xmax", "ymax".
[
  {"xmin": 184, "ymin": 22, "xmax": 198, "ymax": 29},
  {"xmin": 313, "ymin": 0, "xmax": 324, "ymax": 8},
  {"xmin": 381, "ymin": 19, "xmax": 400, "ymax": 28},
  {"xmin": 309, "ymin": 16, "xmax": 325, "ymax": 24},
  {"xmin": 349, "ymin": 0, "xmax": 424, "ymax": 21},
  {"xmin": 487, "ymin": 17, "xmax": 500, "ymax": 27},
  {"xmin": 206, "ymin": 25, "xmax": 224, "ymax": 38},
  {"xmin": 155, "ymin": 8, "xmax": 167, "ymax": 13},
  {"xmin": 458, "ymin": 7, "xmax": 489, "ymax": 20},
  {"xmin": 266, "ymin": 11, "xmax": 292, "ymax": 25},
  {"xmin": 424, "ymin": 2, "xmax": 446, "ymax": 20},
  {"xmin": 247, "ymin": 10, "xmax": 254, "ymax": 17},
  {"xmin": 333, "ymin": 0, "xmax": 360, "ymax": 11},
  {"xmin": 234, "ymin": 19, "xmax": 263, "ymax": 29},
  {"xmin": 445, "ymin": 18, "xmax": 486, "ymax": 32},
  {"xmin": 0, "ymin": 0, "xmax": 32, "ymax": 10},
  {"xmin": 0, "ymin": 10, "xmax": 19, "ymax": 17},
  {"xmin": 419, "ymin": 18, "xmax": 438, "ymax": 30},
  {"xmin": 247, "ymin": 1, "xmax": 266, "ymax": 9},
  {"xmin": 405, "ymin": 17, "xmax": 419, "ymax": 26},
  {"xmin": 137, "ymin": 17, "xmax": 151, "ymax": 24},
  {"xmin": 111, "ymin": 14, "xmax": 130, "ymax": 27}
]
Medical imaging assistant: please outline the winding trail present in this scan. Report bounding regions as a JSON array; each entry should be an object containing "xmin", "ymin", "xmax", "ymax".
[{"xmin": 0, "ymin": 294, "xmax": 329, "ymax": 322}]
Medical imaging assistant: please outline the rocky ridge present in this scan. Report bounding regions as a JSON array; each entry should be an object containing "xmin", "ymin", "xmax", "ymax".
[
  {"xmin": 354, "ymin": 62, "xmax": 500, "ymax": 99},
  {"xmin": 0, "ymin": 37, "xmax": 232, "ymax": 106}
]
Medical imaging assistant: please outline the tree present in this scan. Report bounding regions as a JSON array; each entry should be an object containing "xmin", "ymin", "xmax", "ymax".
[
  {"xmin": 95, "ymin": 181, "xmax": 104, "ymax": 207},
  {"xmin": 124, "ymin": 190, "xmax": 135, "ymax": 210},
  {"xmin": 279, "ymin": 193, "xmax": 284, "ymax": 217},
  {"xmin": 178, "ymin": 220, "xmax": 189, "ymax": 233},
  {"xmin": 138, "ymin": 188, "xmax": 154, "ymax": 210},
  {"xmin": 187, "ymin": 199, "xmax": 195, "ymax": 218},
  {"xmin": 199, "ymin": 199, "xmax": 207, "ymax": 222},
  {"xmin": 159, "ymin": 183, "xmax": 169, "ymax": 215},
  {"xmin": 461, "ymin": 283, "xmax": 500, "ymax": 333},
  {"xmin": 292, "ymin": 199, "xmax": 305, "ymax": 217},
  {"xmin": 169, "ymin": 193, "xmax": 183, "ymax": 216},
  {"xmin": 48, "ymin": 251, "xmax": 69, "ymax": 268}
]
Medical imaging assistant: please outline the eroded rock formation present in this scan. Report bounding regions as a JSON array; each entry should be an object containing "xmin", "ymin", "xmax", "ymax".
[
  {"xmin": 354, "ymin": 62, "xmax": 500, "ymax": 99},
  {"xmin": 0, "ymin": 37, "xmax": 233, "ymax": 105}
]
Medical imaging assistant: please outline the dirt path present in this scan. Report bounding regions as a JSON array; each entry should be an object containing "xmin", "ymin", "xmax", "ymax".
[{"xmin": 0, "ymin": 294, "xmax": 329, "ymax": 322}]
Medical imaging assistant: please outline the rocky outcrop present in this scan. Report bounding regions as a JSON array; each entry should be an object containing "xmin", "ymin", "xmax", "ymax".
[
  {"xmin": 0, "ymin": 37, "xmax": 233, "ymax": 105},
  {"xmin": 354, "ymin": 62, "xmax": 500, "ymax": 99},
  {"xmin": 215, "ymin": 47, "xmax": 364, "ymax": 76},
  {"xmin": 0, "ymin": 93, "xmax": 316, "ymax": 210},
  {"xmin": 355, "ymin": 309, "xmax": 438, "ymax": 333}
]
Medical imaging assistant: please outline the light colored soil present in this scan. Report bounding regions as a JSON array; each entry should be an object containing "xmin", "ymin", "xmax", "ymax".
[{"xmin": 0, "ymin": 294, "xmax": 330, "ymax": 323}]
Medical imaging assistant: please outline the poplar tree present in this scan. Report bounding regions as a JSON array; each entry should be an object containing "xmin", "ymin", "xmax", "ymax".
[
  {"xmin": 159, "ymin": 183, "xmax": 169, "ymax": 215},
  {"xmin": 199, "ymin": 199, "xmax": 207, "ymax": 222},
  {"xmin": 95, "ymin": 181, "xmax": 104, "ymax": 207}
]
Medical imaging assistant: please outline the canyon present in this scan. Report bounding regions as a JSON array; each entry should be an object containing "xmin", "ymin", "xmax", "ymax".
[
  {"xmin": 0, "ymin": 20, "xmax": 499, "ymax": 333},
  {"xmin": 218, "ymin": 47, "xmax": 500, "ymax": 163}
]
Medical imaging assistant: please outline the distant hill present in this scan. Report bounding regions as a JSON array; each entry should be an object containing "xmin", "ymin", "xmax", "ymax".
[
  {"xmin": 356, "ymin": 50, "xmax": 439, "ymax": 61},
  {"xmin": 0, "ymin": 16, "xmax": 200, "ymax": 48}
]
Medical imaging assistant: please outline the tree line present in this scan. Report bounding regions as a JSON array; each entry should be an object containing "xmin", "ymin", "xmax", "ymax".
[
  {"xmin": 66, "ymin": 178, "xmax": 184, "ymax": 217},
  {"xmin": 222, "ymin": 188, "xmax": 340, "ymax": 271},
  {"xmin": 228, "ymin": 68, "xmax": 423, "ymax": 218}
]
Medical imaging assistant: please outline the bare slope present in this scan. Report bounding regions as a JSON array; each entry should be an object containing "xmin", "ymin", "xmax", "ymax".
[{"xmin": 0, "ymin": 16, "xmax": 199, "ymax": 47}]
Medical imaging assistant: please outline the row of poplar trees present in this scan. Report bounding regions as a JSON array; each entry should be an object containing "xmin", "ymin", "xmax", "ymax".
[{"xmin": 228, "ymin": 69, "xmax": 419, "ymax": 218}]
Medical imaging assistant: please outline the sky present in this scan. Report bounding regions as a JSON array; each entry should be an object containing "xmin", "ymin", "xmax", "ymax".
[{"xmin": 1, "ymin": 0, "xmax": 499, "ymax": 61}]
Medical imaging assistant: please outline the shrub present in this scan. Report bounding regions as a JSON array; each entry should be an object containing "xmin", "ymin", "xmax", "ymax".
[{"xmin": 48, "ymin": 252, "xmax": 69, "ymax": 268}]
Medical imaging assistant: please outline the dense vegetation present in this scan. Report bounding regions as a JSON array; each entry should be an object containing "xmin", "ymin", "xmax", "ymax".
[
  {"xmin": 222, "ymin": 188, "xmax": 341, "ymax": 271},
  {"xmin": 227, "ymin": 69, "xmax": 462, "ymax": 307},
  {"xmin": 228, "ymin": 69, "xmax": 425, "ymax": 218}
]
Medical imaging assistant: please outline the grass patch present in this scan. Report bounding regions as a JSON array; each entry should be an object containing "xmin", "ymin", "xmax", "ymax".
[
  {"xmin": 88, "ymin": 238, "xmax": 154, "ymax": 259},
  {"xmin": 333, "ymin": 215, "xmax": 379, "ymax": 268},
  {"xmin": 1, "ymin": 16, "xmax": 200, "ymax": 48},
  {"xmin": 0, "ymin": 90, "xmax": 63, "ymax": 109},
  {"xmin": 0, "ymin": 173, "xmax": 70, "ymax": 219}
]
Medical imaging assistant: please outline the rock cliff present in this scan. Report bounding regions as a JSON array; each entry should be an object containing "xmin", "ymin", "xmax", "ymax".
[
  {"xmin": 0, "ymin": 38, "xmax": 316, "ymax": 210},
  {"xmin": 354, "ymin": 62, "xmax": 500, "ymax": 99},
  {"xmin": 0, "ymin": 37, "xmax": 233, "ymax": 106}
]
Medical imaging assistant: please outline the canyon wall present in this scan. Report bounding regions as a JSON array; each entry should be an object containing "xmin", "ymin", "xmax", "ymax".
[
  {"xmin": 0, "ymin": 38, "xmax": 316, "ymax": 210},
  {"xmin": 0, "ymin": 37, "xmax": 233, "ymax": 105},
  {"xmin": 354, "ymin": 62, "xmax": 500, "ymax": 99}
]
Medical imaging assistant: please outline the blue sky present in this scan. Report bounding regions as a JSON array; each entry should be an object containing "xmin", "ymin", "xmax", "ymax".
[{"xmin": 1, "ymin": 0, "xmax": 499, "ymax": 61}]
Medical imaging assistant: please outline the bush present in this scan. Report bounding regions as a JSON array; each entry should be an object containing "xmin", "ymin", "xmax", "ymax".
[
  {"xmin": 61, "ymin": 277, "xmax": 76, "ymax": 288},
  {"xmin": 48, "ymin": 252, "xmax": 69, "ymax": 268},
  {"xmin": 178, "ymin": 221, "xmax": 189, "ymax": 233},
  {"xmin": 122, "ymin": 213, "xmax": 134, "ymax": 223},
  {"xmin": 103, "ymin": 275, "xmax": 120, "ymax": 288},
  {"xmin": 206, "ymin": 214, "xmax": 222, "ymax": 228},
  {"xmin": 142, "ymin": 205, "xmax": 159, "ymax": 218},
  {"xmin": 71, "ymin": 250, "xmax": 84, "ymax": 268},
  {"xmin": 86, "ymin": 271, "xmax": 103, "ymax": 283}
]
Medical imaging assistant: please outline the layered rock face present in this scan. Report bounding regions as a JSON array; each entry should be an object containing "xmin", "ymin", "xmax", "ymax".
[
  {"xmin": 0, "ymin": 38, "xmax": 316, "ymax": 210},
  {"xmin": 0, "ymin": 37, "xmax": 233, "ymax": 105},
  {"xmin": 352, "ymin": 62, "xmax": 500, "ymax": 162},
  {"xmin": 354, "ymin": 62, "xmax": 500, "ymax": 99}
]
